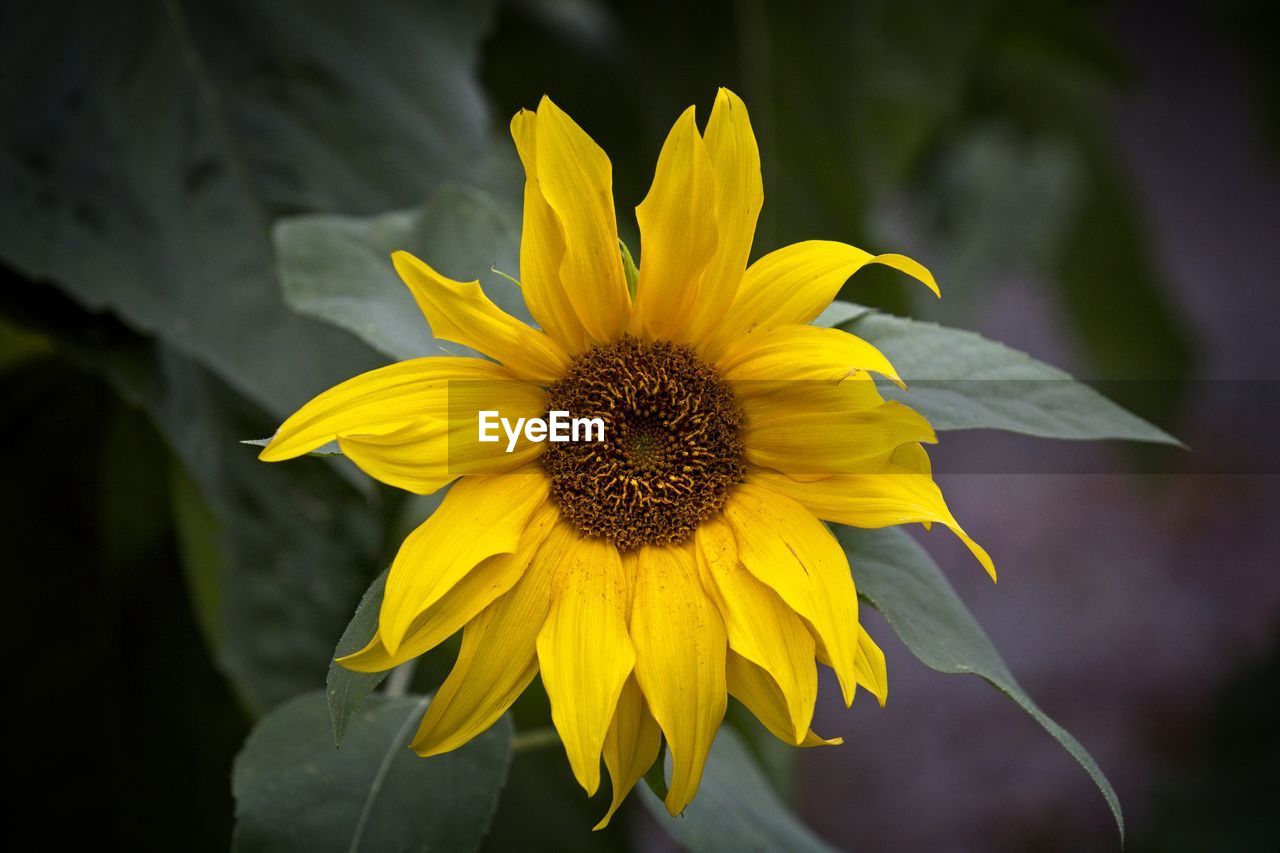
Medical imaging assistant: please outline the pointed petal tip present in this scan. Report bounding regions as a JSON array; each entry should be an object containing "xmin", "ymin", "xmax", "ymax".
[
  {"xmin": 566, "ymin": 759, "xmax": 603, "ymax": 798},
  {"xmin": 332, "ymin": 642, "xmax": 393, "ymax": 674},
  {"xmin": 713, "ymin": 86, "xmax": 745, "ymax": 108},
  {"xmin": 409, "ymin": 732, "xmax": 445, "ymax": 758},
  {"xmin": 840, "ymin": 679, "xmax": 857, "ymax": 709},
  {"xmin": 959, "ymin": 531, "xmax": 997, "ymax": 582},
  {"xmin": 663, "ymin": 791, "xmax": 688, "ymax": 817},
  {"xmin": 874, "ymin": 252, "xmax": 941, "ymax": 297}
]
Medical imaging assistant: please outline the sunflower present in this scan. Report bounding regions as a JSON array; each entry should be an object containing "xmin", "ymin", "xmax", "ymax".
[{"xmin": 259, "ymin": 89, "xmax": 993, "ymax": 826}]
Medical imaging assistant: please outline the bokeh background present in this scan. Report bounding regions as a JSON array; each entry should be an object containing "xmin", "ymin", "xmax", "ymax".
[{"xmin": 3, "ymin": 0, "xmax": 1277, "ymax": 850}]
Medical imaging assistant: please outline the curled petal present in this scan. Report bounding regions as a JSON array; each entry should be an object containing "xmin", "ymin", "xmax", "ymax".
[
  {"xmin": 257, "ymin": 357, "xmax": 544, "ymax": 494},
  {"xmin": 392, "ymin": 250, "xmax": 568, "ymax": 382},
  {"xmin": 538, "ymin": 535, "xmax": 635, "ymax": 795},
  {"xmin": 511, "ymin": 98, "xmax": 631, "ymax": 350},
  {"xmin": 633, "ymin": 105, "xmax": 719, "ymax": 341},
  {"xmin": 728, "ymin": 652, "xmax": 843, "ymax": 747},
  {"xmin": 594, "ymin": 677, "xmax": 662, "ymax": 830},
  {"xmin": 703, "ymin": 241, "xmax": 937, "ymax": 359},
  {"xmin": 724, "ymin": 482, "xmax": 862, "ymax": 706},
  {"xmin": 755, "ymin": 468, "xmax": 995, "ymax": 580},
  {"xmin": 380, "ymin": 469, "xmax": 550, "ymax": 654},
  {"xmin": 740, "ymin": 385, "xmax": 936, "ymax": 479},
  {"xmin": 338, "ymin": 502, "xmax": 560, "ymax": 672},
  {"xmin": 696, "ymin": 518, "xmax": 817, "ymax": 744},
  {"xmin": 410, "ymin": 522, "xmax": 576, "ymax": 756},
  {"xmin": 630, "ymin": 544, "xmax": 727, "ymax": 814},
  {"xmin": 717, "ymin": 324, "xmax": 902, "ymax": 387}
]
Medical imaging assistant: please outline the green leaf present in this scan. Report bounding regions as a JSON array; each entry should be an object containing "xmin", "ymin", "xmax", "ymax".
[
  {"xmin": 327, "ymin": 569, "xmax": 390, "ymax": 745},
  {"xmin": 150, "ymin": 352, "xmax": 385, "ymax": 714},
  {"xmin": 641, "ymin": 740, "xmax": 669, "ymax": 802},
  {"xmin": 275, "ymin": 185, "xmax": 526, "ymax": 363},
  {"xmin": 0, "ymin": 315, "xmax": 53, "ymax": 372},
  {"xmin": 812, "ymin": 300, "xmax": 873, "ymax": 329},
  {"xmin": 241, "ymin": 437, "xmax": 342, "ymax": 457},
  {"xmin": 620, "ymin": 239, "xmax": 640, "ymax": 299},
  {"xmin": 9, "ymin": 282, "xmax": 386, "ymax": 714},
  {"xmin": 834, "ymin": 308, "xmax": 1179, "ymax": 444},
  {"xmin": 838, "ymin": 526, "xmax": 1124, "ymax": 842},
  {"xmin": 169, "ymin": 460, "xmax": 224, "ymax": 654},
  {"xmin": 232, "ymin": 691, "xmax": 512, "ymax": 853},
  {"xmin": 0, "ymin": 0, "xmax": 499, "ymax": 417},
  {"xmin": 640, "ymin": 727, "xmax": 835, "ymax": 853}
]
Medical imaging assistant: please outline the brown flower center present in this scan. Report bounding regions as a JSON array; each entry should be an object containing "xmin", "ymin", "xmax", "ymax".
[{"xmin": 543, "ymin": 335, "xmax": 745, "ymax": 551}]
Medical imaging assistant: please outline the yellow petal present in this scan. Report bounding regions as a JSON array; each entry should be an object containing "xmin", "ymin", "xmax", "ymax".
[
  {"xmin": 511, "ymin": 109, "xmax": 585, "ymax": 352},
  {"xmin": 633, "ymin": 105, "xmax": 719, "ymax": 341},
  {"xmin": 380, "ymin": 469, "xmax": 550, "ymax": 654},
  {"xmin": 685, "ymin": 87, "xmax": 763, "ymax": 343},
  {"xmin": 537, "ymin": 535, "xmax": 636, "ymax": 795},
  {"xmin": 723, "ymin": 482, "xmax": 862, "ymax": 706},
  {"xmin": 513, "ymin": 98, "xmax": 630, "ymax": 348},
  {"xmin": 338, "ymin": 502, "xmax": 560, "ymax": 672},
  {"xmin": 410, "ymin": 522, "xmax": 576, "ymax": 756},
  {"xmin": 854, "ymin": 625, "xmax": 889, "ymax": 706},
  {"xmin": 344, "ymin": 385, "xmax": 547, "ymax": 495},
  {"xmin": 257, "ymin": 357, "xmax": 544, "ymax": 494},
  {"xmin": 257, "ymin": 356, "xmax": 504, "ymax": 455},
  {"xmin": 727, "ymin": 652, "xmax": 842, "ymax": 747},
  {"xmin": 702, "ymin": 240, "xmax": 938, "ymax": 359},
  {"xmin": 630, "ymin": 544, "xmax": 727, "ymax": 815},
  {"xmin": 741, "ymin": 385, "xmax": 936, "ymax": 478},
  {"xmin": 696, "ymin": 518, "xmax": 816, "ymax": 744},
  {"xmin": 718, "ymin": 323, "xmax": 903, "ymax": 387},
  {"xmin": 391, "ymin": 250, "xmax": 568, "ymax": 382},
  {"xmin": 594, "ymin": 676, "xmax": 661, "ymax": 830},
  {"xmin": 814, "ymin": 622, "xmax": 889, "ymax": 707},
  {"xmin": 892, "ymin": 441, "xmax": 932, "ymax": 475},
  {"xmin": 754, "ymin": 468, "xmax": 996, "ymax": 580}
]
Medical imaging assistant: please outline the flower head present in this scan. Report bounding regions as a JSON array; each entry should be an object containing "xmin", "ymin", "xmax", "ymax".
[{"xmin": 260, "ymin": 89, "xmax": 992, "ymax": 825}]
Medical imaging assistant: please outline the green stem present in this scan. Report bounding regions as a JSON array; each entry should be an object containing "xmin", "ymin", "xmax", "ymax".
[
  {"xmin": 511, "ymin": 727, "xmax": 560, "ymax": 753},
  {"xmin": 383, "ymin": 660, "xmax": 416, "ymax": 698}
]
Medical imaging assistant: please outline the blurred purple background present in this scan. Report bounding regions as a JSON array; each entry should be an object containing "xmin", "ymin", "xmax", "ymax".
[{"xmin": 799, "ymin": 3, "xmax": 1280, "ymax": 849}]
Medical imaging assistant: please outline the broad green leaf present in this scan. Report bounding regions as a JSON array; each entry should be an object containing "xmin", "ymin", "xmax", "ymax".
[
  {"xmin": 327, "ymin": 569, "xmax": 390, "ymax": 745},
  {"xmin": 812, "ymin": 300, "xmax": 872, "ymax": 329},
  {"xmin": 241, "ymin": 437, "xmax": 342, "ymax": 457},
  {"xmin": 0, "ymin": 0, "xmax": 502, "ymax": 712},
  {"xmin": 169, "ymin": 460, "xmax": 224, "ymax": 654},
  {"xmin": 275, "ymin": 185, "xmax": 526, "ymax": 363},
  {"xmin": 0, "ymin": 316, "xmax": 53, "ymax": 372},
  {"xmin": 838, "ymin": 526, "xmax": 1124, "ymax": 842},
  {"xmin": 0, "ymin": 0, "xmax": 499, "ymax": 417},
  {"xmin": 232, "ymin": 691, "xmax": 512, "ymax": 853},
  {"xmin": 8, "ymin": 282, "xmax": 385, "ymax": 714},
  {"xmin": 141, "ymin": 350, "xmax": 385, "ymax": 714},
  {"xmin": 835, "ymin": 308, "xmax": 1178, "ymax": 444},
  {"xmin": 640, "ymin": 727, "xmax": 835, "ymax": 853}
]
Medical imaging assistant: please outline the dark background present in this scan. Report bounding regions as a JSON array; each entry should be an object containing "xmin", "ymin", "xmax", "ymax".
[{"xmin": 2, "ymin": 0, "xmax": 1277, "ymax": 850}]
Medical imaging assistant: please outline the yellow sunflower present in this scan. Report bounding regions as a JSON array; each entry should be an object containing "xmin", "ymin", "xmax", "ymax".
[{"xmin": 259, "ymin": 88, "xmax": 993, "ymax": 826}]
